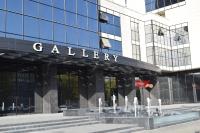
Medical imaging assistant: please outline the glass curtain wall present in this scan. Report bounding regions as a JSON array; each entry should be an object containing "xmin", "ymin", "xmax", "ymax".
[
  {"xmin": 145, "ymin": 0, "xmax": 185, "ymax": 12},
  {"xmin": 0, "ymin": 0, "xmax": 99, "ymax": 51}
]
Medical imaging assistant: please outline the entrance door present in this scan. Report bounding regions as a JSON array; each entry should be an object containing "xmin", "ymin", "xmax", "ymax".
[
  {"xmin": 57, "ymin": 72, "xmax": 79, "ymax": 109},
  {"xmin": 0, "ymin": 71, "xmax": 35, "ymax": 116},
  {"xmin": 104, "ymin": 76, "xmax": 117, "ymax": 106}
]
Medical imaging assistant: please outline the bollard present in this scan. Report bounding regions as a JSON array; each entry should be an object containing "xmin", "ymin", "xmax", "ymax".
[
  {"xmin": 12, "ymin": 103, "xmax": 15, "ymax": 111},
  {"xmin": 98, "ymin": 98, "xmax": 102, "ymax": 113},
  {"xmin": 134, "ymin": 97, "xmax": 138, "ymax": 117}
]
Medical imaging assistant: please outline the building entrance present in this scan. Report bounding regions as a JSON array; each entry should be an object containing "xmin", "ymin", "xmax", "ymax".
[
  {"xmin": 104, "ymin": 76, "xmax": 118, "ymax": 106},
  {"xmin": 57, "ymin": 71, "xmax": 79, "ymax": 109},
  {"xmin": 0, "ymin": 70, "xmax": 35, "ymax": 116}
]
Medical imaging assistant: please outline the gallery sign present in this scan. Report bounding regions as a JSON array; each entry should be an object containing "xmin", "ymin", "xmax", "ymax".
[{"xmin": 33, "ymin": 43, "xmax": 118, "ymax": 62}]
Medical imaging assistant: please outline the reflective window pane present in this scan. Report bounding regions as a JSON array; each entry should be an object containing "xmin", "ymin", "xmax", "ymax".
[
  {"xmin": 39, "ymin": 4, "xmax": 52, "ymax": 20},
  {"xmin": 7, "ymin": 0, "xmax": 22, "ymax": 13},
  {"xmin": 66, "ymin": 12, "xmax": 76, "ymax": 26},
  {"xmin": 77, "ymin": 15, "xmax": 87, "ymax": 29},
  {"xmin": 78, "ymin": 29, "xmax": 89, "ymax": 47},
  {"xmin": 88, "ymin": 3, "xmax": 97, "ymax": 19},
  {"xmin": 53, "ymin": 8, "xmax": 65, "ymax": 24},
  {"xmin": 39, "ymin": 20, "xmax": 52, "ymax": 40},
  {"xmin": 67, "ymin": 26, "xmax": 78, "ymax": 45},
  {"xmin": 54, "ymin": 23, "xmax": 65, "ymax": 43},
  {"xmin": 0, "ymin": 0, "xmax": 5, "ymax": 9},
  {"xmin": 53, "ymin": 0, "xmax": 64, "ymax": 9},
  {"xmin": 77, "ymin": 0, "xmax": 87, "ymax": 16},
  {"xmin": 66, "ymin": 0, "xmax": 76, "ymax": 13},
  {"xmin": 6, "ymin": 12, "xmax": 23, "ymax": 35},
  {"xmin": 24, "ymin": 0, "xmax": 38, "ymax": 17},
  {"xmin": 88, "ymin": 18, "xmax": 98, "ymax": 32},
  {"xmin": 0, "ymin": 11, "xmax": 5, "ymax": 32},
  {"xmin": 24, "ymin": 16, "xmax": 39, "ymax": 38}
]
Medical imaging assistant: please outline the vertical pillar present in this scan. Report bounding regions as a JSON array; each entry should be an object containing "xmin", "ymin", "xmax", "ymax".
[
  {"xmin": 87, "ymin": 69, "xmax": 104, "ymax": 108},
  {"xmin": 192, "ymin": 83, "xmax": 197, "ymax": 103},
  {"xmin": 117, "ymin": 74, "xmax": 136, "ymax": 106},
  {"xmin": 34, "ymin": 66, "xmax": 43, "ymax": 113},
  {"xmin": 79, "ymin": 71, "xmax": 88, "ymax": 108},
  {"xmin": 168, "ymin": 78, "xmax": 174, "ymax": 104},
  {"xmin": 117, "ymin": 74, "xmax": 125, "ymax": 106}
]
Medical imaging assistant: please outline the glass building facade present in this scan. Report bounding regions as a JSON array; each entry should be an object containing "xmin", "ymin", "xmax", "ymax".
[
  {"xmin": 0, "ymin": 0, "xmax": 101, "ymax": 51},
  {"xmin": 145, "ymin": 0, "xmax": 185, "ymax": 12}
]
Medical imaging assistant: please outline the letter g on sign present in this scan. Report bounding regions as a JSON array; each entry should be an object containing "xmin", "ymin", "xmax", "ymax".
[{"xmin": 33, "ymin": 43, "xmax": 43, "ymax": 52}]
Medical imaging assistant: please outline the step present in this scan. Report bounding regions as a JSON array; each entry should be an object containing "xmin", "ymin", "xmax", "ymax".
[
  {"xmin": 0, "ymin": 116, "xmax": 89, "ymax": 128},
  {"xmin": 108, "ymin": 126, "xmax": 145, "ymax": 133},
  {"xmin": 0, "ymin": 118, "xmax": 92, "ymax": 132},
  {"xmin": 3, "ymin": 121, "xmax": 100, "ymax": 133}
]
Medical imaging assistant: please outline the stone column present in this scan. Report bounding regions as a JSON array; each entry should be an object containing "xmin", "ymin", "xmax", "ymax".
[
  {"xmin": 117, "ymin": 74, "xmax": 136, "ymax": 106},
  {"xmin": 42, "ymin": 64, "xmax": 58, "ymax": 113},
  {"xmin": 192, "ymin": 83, "xmax": 197, "ymax": 103},
  {"xmin": 34, "ymin": 66, "xmax": 43, "ymax": 113},
  {"xmin": 87, "ymin": 69, "xmax": 104, "ymax": 108},
  {"xmin": 79, "ymin": 71, "xmax": 88, "ymax": 108}
]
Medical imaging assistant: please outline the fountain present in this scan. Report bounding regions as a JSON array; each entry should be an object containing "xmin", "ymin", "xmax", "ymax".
[
  {"xmin": 112, "ymin": 95, "xmax": 116, "ymax": 113},
  {"xmin": 133, "ymin": 97, "xmax": 138, "ymax": 117},
  {"xmin": 124, "ymin": 96, "xmax": 128, "ymax": 112},
  {"xmin": 147, "ymin": 97, "xmax": 151, "ymax": 117},
  {"xmin": 98, "ymin": 98, "xmax": 102, "ymax": 113},
  {"xmin": 158, "ymin": 99, "xmax": 162, "ymax": 115}
]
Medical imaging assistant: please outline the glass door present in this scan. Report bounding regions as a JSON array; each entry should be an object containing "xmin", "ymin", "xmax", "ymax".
[
  {"xmin": 57, "ymin": 72, "xmax": 79, "ymax": 109},
  {"xmin": 104, "ymin": 76, "xmax": 117, "ymax": 107}
]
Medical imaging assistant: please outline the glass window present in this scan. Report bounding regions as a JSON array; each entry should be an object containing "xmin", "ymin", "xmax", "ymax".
[
  {"xmin": 53, "ymin": 0, "xmax": 64, "ymax": 9},
  {"xmin": 0, "ymin": 0, "xmax": 5, "ymax": 9},
  {"xmin": 24, "ymin": 16, "xmax": 39, "ymax": 38},
  {"xmin": 7, "ymin": 0, "xmax": 22, "ymax": 13},
  {"xmin": 53, "ymin": 8, "xmax": 65, "ymax": 24},
  {"xmin": 88, "ymin": 2, "xmax": 97, "ymax": 19},
  {"xmin": 40, "ymin": 0, "xmax": 52, "ymax": 6},
  {"xmin": 0, "ymin": 11, "xmax": 5, "ymax": 32},
  {"xmin": 39, "ymin": 20, "xmax": 52, "ymax": 40},
  {"xmin": 67, "ymin": 26, "xmax": 78, "ymax": 45},
  {"xmin": 54, "ymin": 23, "xmax": 65, "ymax": 43},
  {"xmin": 6, "ymin": 12, "xmax": 23, "ymax": 35},
  {"xmin": 77, "ymin": 15, "xmax": 87, "ymax": 29},
  {"xmin": 24, "ymin": 0, "xmax": 38, "ymax": 17},
  {"xmin": 115, "ymin": 27, "xmax": 121, "ymax": 36},
  {"xmin": 66, "ymin": 0, "xmax": 76, "ymax": 13},
  {"xmin": 39, "ymin": 4, "xmax": 52, "ymax": 20},
  {"xmin": 77, "ymin": 0, "xmax": 87, "ymax": 16},
  {"xmin": 89, "ymin": 32, "xmax": 99, "ymax": 49},
  {"xmin": 66, "ymin": 12, "xmax": 76, "ymax": 26},
  {"xmin": 88, "ymin": 18, "xmax": 98, "ymax": 32},
  {"xmin": 114, "ymin": 16, "xmax": 120, "ymax": 27},
  {"xmin": 78, "ymin": 29, "xmax": 89, "ymax": 47}
]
